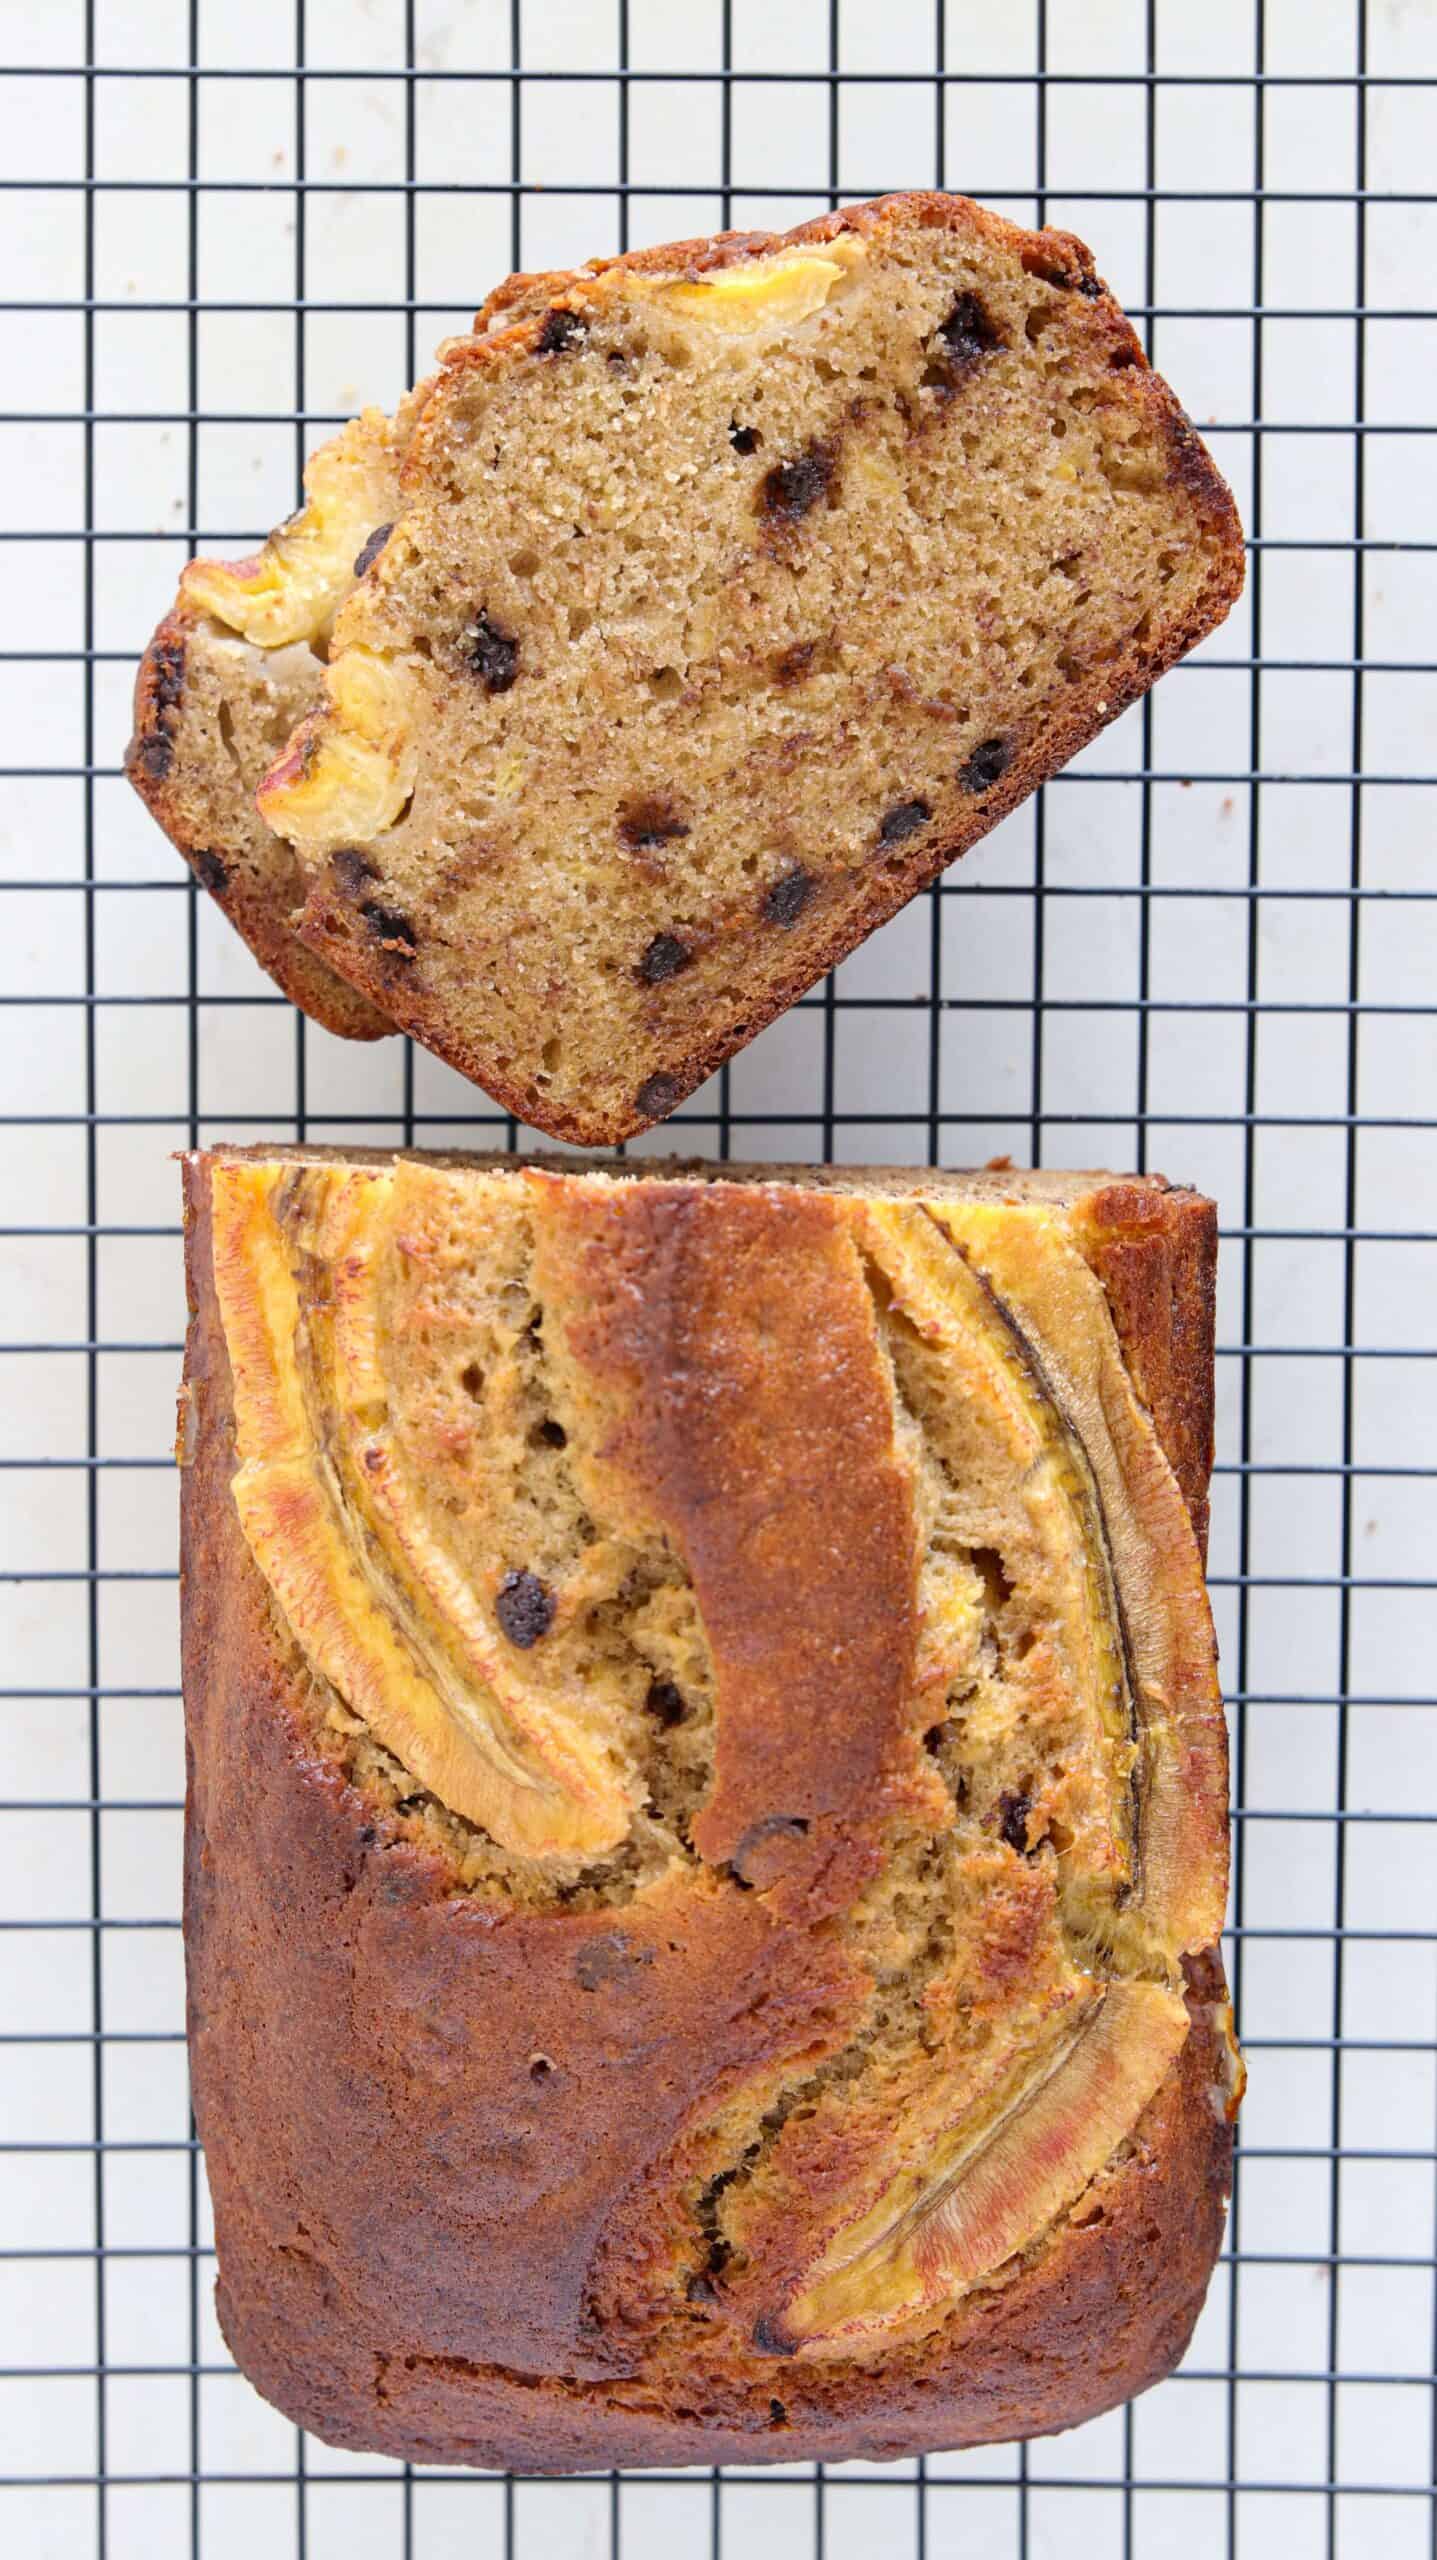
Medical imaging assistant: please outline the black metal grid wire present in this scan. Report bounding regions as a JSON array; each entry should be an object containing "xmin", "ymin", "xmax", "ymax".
[{"xmin": 2, "ymin": 0, "xmax": 1435, "ymax": 2555}]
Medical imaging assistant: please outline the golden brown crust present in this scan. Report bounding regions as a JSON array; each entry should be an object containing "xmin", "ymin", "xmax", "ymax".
[
  {"xmin": 284, "ymin": 192, "xmax": 1244, "ymax": 1141},
  {"xmin": 180, "ymin": 1153, "xmax": 1233, "ymax": 2469},
  {"xmin": 1068, "ymin": 1181, "xmax": 1218, "ymax": 1557},
  {"xmin": 532, "ymin": 1177, "xmax": 927, "ymax": 1873},
  {"xmin": 128, "ymin": 609, "xmax": 392, "ymax": 1042}
]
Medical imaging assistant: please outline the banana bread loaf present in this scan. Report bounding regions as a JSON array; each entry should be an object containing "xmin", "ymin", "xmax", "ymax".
[
  {"xmin": 126, "ymin": 402, "xmax": 422, "ymax": 1038},
  {"xmin": 180, "ymin": 1146, "xmax": 1239, "ymax": 2470},
  {"xmin": 257, "ymin": 192, "xmax": 1244, "ymax": 1139}
]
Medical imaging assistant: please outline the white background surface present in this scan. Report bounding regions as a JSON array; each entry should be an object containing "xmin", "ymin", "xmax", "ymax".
[{"xmin": 2, "ymin": 0, "xmax": 1434, "ymax": 2555}]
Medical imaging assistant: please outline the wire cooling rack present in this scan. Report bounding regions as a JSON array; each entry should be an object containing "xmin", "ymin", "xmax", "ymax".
[{"xmin": 3, "ymin": 1, "xmax": 1435, "ymax": 2555}]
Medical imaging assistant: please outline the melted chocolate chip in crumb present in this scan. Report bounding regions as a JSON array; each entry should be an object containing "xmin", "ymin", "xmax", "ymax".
[
  {"xmin": 332, "ymin": 847, "xmax": 379, "ymax": 895},
  {"xmin": 466, "ymin": 611, "xmax": 520, "ymax": 694},
  {"xmin": 192, "ymin": 849, "xmax": 230, "ymax": 895},
  {"xmin": 759, "ymin": 441, "xmax": 834, "ymax": 522},
  {"xmin": 635, "ymin": 1070, "xmax": 684, "ymax": 1123},
  {"xmin": 134, "ymin": 637, "xmax": 186, "ymax": 780},
  {"xmin": 536, "ymin": 1417, "xmax": 567, "ymax": 1449},
  {"xmin": 638, "ymin": 932, "xmax": 692, "ymax": 984},
  {"xmin": 999, "ymin": 1790, "xmax": 1033, "ymax": 1853},
  {"xmin": 879, "ymin": 798, "xmax": 932, "ymax": 845},
  {"xmin": 729, "ymin": 421, "xmax": 760, "ymax": 455},
  {"xmin": 762, "ymin": 870, "xmax": 815, "ymax": 929},
  {"xmin": 536, "ymin": 306, "xmax": 587, "ymax": 355},
  {"xmin": 958, "ymin": 737, "xmax": 1012, "ymax": 795},
  {"xmin": 359, "ymin": 899, "xmax": 418, "ymax": 954},
  {"xmin": 620, "ymin": 803, "xmax": 690, "ymax": 850},
  {"xmin": 937, "ymin": 290, "xmax": 1004, "ymax": 365},
  {"xmin": 646, "ymin": 1679, "xmax": 687, "ymax": 1728},
  {"xmin": 495, "ymin": 1569, "xmax": 556, "ymax": 1648},
  {"xmin": 773, "ymin": 640, "xmax": 816, "ymax": 686},
  {"xmin": 352, "ymin": 521, "xmax": 393, "ymax": 579},
  {"xmin": 151, "ymin": 639, "xmax": 186, "ymax": 712}
]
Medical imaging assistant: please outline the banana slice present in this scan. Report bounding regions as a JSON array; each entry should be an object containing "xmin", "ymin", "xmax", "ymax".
[
  {"xmin": 774, "ymin": 1978, "xmax": 1188, "ymax": 2353},
  {"xmin": 182, "ymin": 409, "xmax": 400, "ymax": 649},
  {"xmin": 654, "ymin": 244, "xmax": 864, "ymax": 336},
  {"xmin": 210, "ymin": 1161, "xmax": 632, "ymax": 1858}
]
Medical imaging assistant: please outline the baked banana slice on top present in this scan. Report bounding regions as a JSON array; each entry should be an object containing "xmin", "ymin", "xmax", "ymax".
[{"xmin": 126, "ymin": 397, "xmax": 426, "ymax": 1039}]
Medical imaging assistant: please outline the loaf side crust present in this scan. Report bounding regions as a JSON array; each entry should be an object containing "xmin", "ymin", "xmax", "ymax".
[
  {"xmin": 128, "ymin": 606, "xmax": 392, "ymax": 1040},
  {"xmin": 179, "ymin": 1155, "xmax": 1232, "ymax": 2468}
]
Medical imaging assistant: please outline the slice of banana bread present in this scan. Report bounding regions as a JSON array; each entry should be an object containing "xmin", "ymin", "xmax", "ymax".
[
  {"xmin": 257, "ymin": 191, "xmax": 1244, "ymax": 1139},
  {"xmin": 126, "ymin": 402, "xmax": 423, "ymax": 1040},
  {"xmin": 180, "ymin": 1146, "xmax": 1239, "ymax": 2469}
]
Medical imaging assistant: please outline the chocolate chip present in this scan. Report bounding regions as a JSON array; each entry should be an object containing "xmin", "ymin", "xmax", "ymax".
[
  {"xmin": 352, "ymin": 521, "xmax": 393, "ymax": 579},
  {"xmin": 495, "ymin": 1569, "xmax": 556, "ymax": 1648},
  {"xmin": 620, "ymin": 803, "xmax": 690, "ymax": 850},
  {"xmin": 999, "ymin": 1790, "xmax": 1033, "ymax": 1854},
  {"xmin": 151, "ymin": 638, "xmax": 186, "ymax": 713},
  {"xmin": 937, "ymin": 290, "xmax": 1004, "ymax": 365},
  {"xmin": 359, "ymin": 900, "xmax": 418, "ymax": 954},
  {"xmin": 135, "ymin": 731, "xmax": 174, "ymax": 781},
  {"xmin": 466, "ymin": 610, "xmax": 519, "ymax": 694},
  {"xmin": 646, "ymin": 1679, "xmax": 687, "ymax": 1728},
  {"xmin": 536, "ymin": 306, "xmax": 587, "ymax": 355},
  {"xmin": 537, "ymin": 1417, "xmax": 567, "ymax": 1448},
  {"xmin": 685, "ymin": 2272, "xmax": 718, "ymax": 2304},
  {"xmin": 773, "ymin": 640, "xmax": 816, "ymax": 687},
  {"xmin": 332, "ymin": 847, "xmax": 378, "ymax": 894},
  {"xmin": 958, "ymin": 737, "xmax": 1012, "ymax": 795},
  {"xmin": 192, "ymin": 848, "xmax": 230, "ymax": 895},
  {"xmin": 638, "ymin": 932, "xmax": 691, "ymax": 984},
  {"xmin": 761, "ymin": 869, "xmax": 814, "ymax": 928},
  {"xmin": 1078, "ymin": 271, "xmax": 1105, "ymax": 300},
  {"xmin": 879, "ymin": 798, "xmax": 932, "ymax": 845},
  {"xmin": 752, "ymin": 2316, "xmax": 799, "ymax": 2359},
  {"xmin": 759, "ymin": 441, "xmax": 834, "ymax": 521},
  {"xmin": 575, "ymin": 1932, "xmax": 655, "ymax": 1991},
  {"xmin": 134, "ymin": 640, "xmax": 186, "ymax": 784},
  {"xmin": 729, "ymin": 421, "xmax": 760, "ymax": 455},
  {"xmin": 635, "ymin": 1071, "xmax": 684, "ymax": 1122}
]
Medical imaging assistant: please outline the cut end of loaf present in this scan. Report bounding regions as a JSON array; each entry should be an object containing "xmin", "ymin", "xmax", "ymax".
[{"xmin": 251, "ymin": 191, "xmax": 1242, "ymax": 1142}]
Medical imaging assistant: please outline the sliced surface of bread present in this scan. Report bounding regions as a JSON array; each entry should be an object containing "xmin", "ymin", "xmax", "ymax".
[
  {"xmin": 126, "ymin": 402, "xmax": 421, "ymax": 1040},
  {"xmin": 255, "ymin": 193, "xmax": 1244, "ymax": 1138},
  {"xmin": 181, "ymin": 1144, "xmax": 1239, "ymax": 2468}
]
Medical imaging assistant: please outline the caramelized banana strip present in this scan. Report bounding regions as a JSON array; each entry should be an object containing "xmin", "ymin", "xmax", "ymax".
[
  {"xmin": 210, "ymin": 1162, "xmax": 631, "ymax": 1858},
  {"xmin": 775, "ymin": 1978, "xmax": 1188, "ymax": 2352}
]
